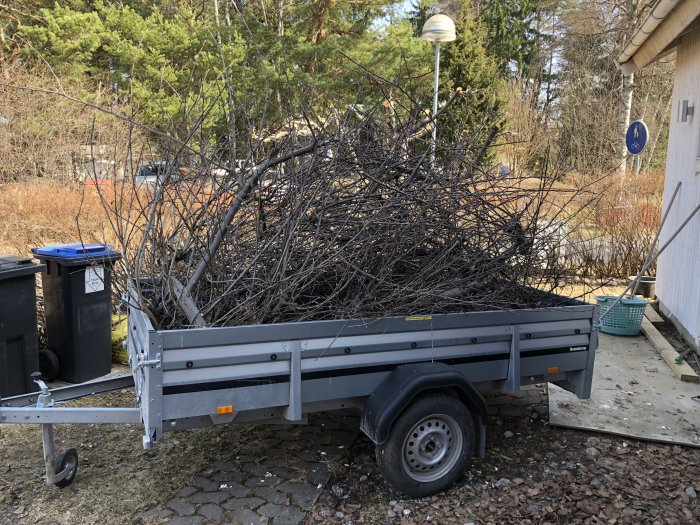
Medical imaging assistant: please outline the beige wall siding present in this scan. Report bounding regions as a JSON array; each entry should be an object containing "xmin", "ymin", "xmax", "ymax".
[{"xmin": 657, "ymin": 24, "xmax": 700, "ymax": 347}]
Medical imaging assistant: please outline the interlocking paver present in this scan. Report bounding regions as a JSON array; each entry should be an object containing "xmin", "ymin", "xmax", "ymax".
[
  {"xmin": 231, "ymin": 508, "xmax": 268, "ymax": 525},
  {"xmin": 188, "ymin": 491, "xmax": 230, "ymax": 505},
  {"xmin": 166, "ymin": 516, "xmax": 204, "ymax": 525},
  {"xmin": 221, "ymin": 497, "xmax": 265, "ymax": 511},
  {"xmin": 137, "ymin": 412, "xmax": 359, "ymax": 525},
  {"xmin": 212, "ymin": 460, "xmax": 238, "ymax": 472},
  {"xmin": 262, "ymin": 464, "xmax": 298, "ymax": 480},
  {"xmin": 176, "ymin": 486, "xmax": 199, "ymax": 498},
  {"xmin": 257, "ymin": 503, "xmax": 295, "ymax": 518},
  {"xmin": 218, "ymin": 481, "xmax": 251, "ymax": 498},
  {"xmin": 198, "ymin": 503, "xmax": 224, "ymax": 521},
  {"xmin": 139, "ymin": 506, "xmax": 161, "ymax": 519},
  {"xmin": 484, "ymin": 386, "xmax": 548, "ymax": 418},
  {"xmin": 243, "ymin": 475, "xmax": 281, "ymax": 488},
  {"xmin": 211, "ymin": 471, "xmax": 247, "ymax": 483},
  {"xmin": 167, "ymin": 498, "xmax": 196, "ymax": 516},
  {"xmin": 270, "ymin": 507, "xmax": 307, "ymax": 525},
  {"xmin": 253, "ymin": 487, "xmax": 289, "ymax": 505},
  {"xmin": 242, "ymin": 462, "xmax": 271, "ymax": 478},
  {"xmin": 302, "ymin": 462, "xmax": 329, "ymax": 485},
  {"xmin": 277, "ymin": 481, "xmax": 322, "ymax": 510},
  {"xmin": 191, "ymin": 476, "xmax": 220, "ymax": 492}
]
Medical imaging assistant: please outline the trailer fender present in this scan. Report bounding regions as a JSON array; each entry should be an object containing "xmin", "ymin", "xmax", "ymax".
[{"xmin": 360, "ymin": 362, "xmax": 487, "ymax": 458}]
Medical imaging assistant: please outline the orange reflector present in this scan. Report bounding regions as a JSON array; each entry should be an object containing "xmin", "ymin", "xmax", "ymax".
[
  {"xmin": 216, "ymin": 405, "xmax": 233, "ymax": 415},
  {"xmin": 548, "ymin": 367, "xmax": 559, "ymax": 375}
]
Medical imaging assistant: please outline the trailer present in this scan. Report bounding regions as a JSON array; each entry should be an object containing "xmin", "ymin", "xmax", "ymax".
[{"xmin": 0, "ymin": 287, "xmax": 598, "ymax": 497}]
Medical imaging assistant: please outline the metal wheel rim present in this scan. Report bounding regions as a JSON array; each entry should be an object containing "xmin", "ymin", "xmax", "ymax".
[
  {"xmin": 59, "ymin": 452, "xmax": 77, "ymax": 481},
  {"xmin": 65, "ymin": 456, "xmax": 77, "ymax": 479},
  {"xmin": 401, "ymin": 413, "xmax": 463, "ymax": 483}
]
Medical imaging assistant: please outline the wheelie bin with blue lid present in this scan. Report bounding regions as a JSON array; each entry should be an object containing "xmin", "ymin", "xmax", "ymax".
[
  {"xmin": 32, "ymin": 244, "xmax": 121, "ymax": 383},
  {"xmin": 0, "ymin": 254, "xmax": 44, "ymax": 397}
]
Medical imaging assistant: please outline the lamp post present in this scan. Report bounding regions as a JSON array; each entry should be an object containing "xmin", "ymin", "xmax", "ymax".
[{"xmin": 421, "ymin": 14, "xmax": 456, "ymax": 168}]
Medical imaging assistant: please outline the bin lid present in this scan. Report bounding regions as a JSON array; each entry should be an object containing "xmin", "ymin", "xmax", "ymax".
[
  {"xmin": 31, "ymin": 243, "xmax": 121, "ymax": 266},
  {"xmin": 0, "ymin": 253, "xmax": 44, "ymax": 279}
]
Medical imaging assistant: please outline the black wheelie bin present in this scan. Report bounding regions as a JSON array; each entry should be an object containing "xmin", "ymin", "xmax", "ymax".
[
  {"xmin": 32, "ymin": 244, "xmax": 121, "ymax": 383},
  {"xmin": 0, "ymin": 254, "xmax": 44, "ymax": 397}
]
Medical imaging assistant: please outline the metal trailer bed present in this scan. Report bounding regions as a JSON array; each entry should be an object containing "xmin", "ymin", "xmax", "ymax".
[{"xmin": 0, "ymin": 290, "xmax": 599, "ymax": 496}]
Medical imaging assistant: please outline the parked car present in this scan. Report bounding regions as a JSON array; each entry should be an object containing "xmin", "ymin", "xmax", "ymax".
[{"xmin": 134, "ymin": 161, "xmax": 178, "ymax": 188}]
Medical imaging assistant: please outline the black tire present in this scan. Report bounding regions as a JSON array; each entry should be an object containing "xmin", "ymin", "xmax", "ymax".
[
  {"xmin": 376, "ymin": 393, "xmax": 475, "ymax": 497},
  {"xmin": 39, "ymin": 348, "xmax": 60, "ymax": 382},
  {"xmin": 53, "ymin": 448, "xmax": 78, "ymax": 488}
]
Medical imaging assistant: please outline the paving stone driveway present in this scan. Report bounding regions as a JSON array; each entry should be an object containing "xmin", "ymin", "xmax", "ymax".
[
  {"xmin": 138, "ymin": 411, "xmax": 359, "ymax": 525},
  {"xmin": 484, "ymin": 385, "xmax": 548, "ymax": 418},
  {"xmin": 137, "ymin": 387, "xmax": 547, "ymax": 525}
]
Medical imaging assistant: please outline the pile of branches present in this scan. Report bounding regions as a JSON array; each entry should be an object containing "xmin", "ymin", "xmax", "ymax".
[{"xmin": 111, "ymin": 99, "xmax": 578, "ymax": 330}]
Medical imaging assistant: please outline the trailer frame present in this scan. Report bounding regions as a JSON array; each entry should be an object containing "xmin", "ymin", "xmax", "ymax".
[{"xmin": 0, "ymin": 287, "xmax": 599, "ymax": 495}]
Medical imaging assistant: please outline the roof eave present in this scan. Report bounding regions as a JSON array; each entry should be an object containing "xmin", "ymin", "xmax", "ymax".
[{"xmin": 615, "ymin": 0, "xmax": 700, "ymax": 73}]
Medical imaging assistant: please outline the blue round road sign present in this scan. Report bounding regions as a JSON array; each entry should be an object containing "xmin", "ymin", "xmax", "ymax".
[{"xmin": 626, "ymin": 120, "xmax": 648, "ymax": 155}]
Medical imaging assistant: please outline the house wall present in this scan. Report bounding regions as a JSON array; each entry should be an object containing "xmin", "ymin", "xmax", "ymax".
[{"xmin": 657, "ymin": 24, "xmax": 700, "ymax": 349}]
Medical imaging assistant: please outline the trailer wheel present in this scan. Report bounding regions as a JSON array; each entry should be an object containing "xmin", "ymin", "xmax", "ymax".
[
  {"xmin": 53, "ymin": 449, "xmax": 78, "ymax": 488},
  {"xmin": 376, "ymin": 394, "xmax": 474, "ymax": 497},
  {"xmin": 39, "ymin": 348, "xmax": 60, "ymax": 382}
]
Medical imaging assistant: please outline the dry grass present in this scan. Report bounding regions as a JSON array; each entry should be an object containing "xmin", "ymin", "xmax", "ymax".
[
  {"xmin": 0, "ymin": 180, "xmax": 116, "ymax": 256},
  {"xmin": 0, "ymin": 388, "xmax": 260, "ymax": 525}
]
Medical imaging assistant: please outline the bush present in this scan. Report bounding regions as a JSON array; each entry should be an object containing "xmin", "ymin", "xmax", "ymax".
[
  {"xmin": 0, "ymin": 60, "xmax": 137, "ymax": 182},
  {"xmin": 566, "ymin": 171, "xmax": 663, "ymax": 278}
]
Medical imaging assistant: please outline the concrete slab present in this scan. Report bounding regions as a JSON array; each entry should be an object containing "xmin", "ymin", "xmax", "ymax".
[{"xmin": 549, "ymin": 333, "xmax": 700, "ymax": 447}]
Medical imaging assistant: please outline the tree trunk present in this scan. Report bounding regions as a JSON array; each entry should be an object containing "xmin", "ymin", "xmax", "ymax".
[
  {"xmin": 619, "ymin": 71, "xmax": 634, "ymax": 178},
  {"xmin": 224, "ymin": 0, "xmax": 231, "ymax": 26},
  {"xmin": 308, "ymin": 0, "xmax": 332, "ymax": 43},
  {"xmin": 277, "ymin": 0, "xmax": 285, "ymax": 36},
  {"xmin": 213, "ymin": 0, "xmax": 238, "ymax": 180},
  {"xmin": 619, "ymin": 0, "xmax": 639, "ymax": 179}
]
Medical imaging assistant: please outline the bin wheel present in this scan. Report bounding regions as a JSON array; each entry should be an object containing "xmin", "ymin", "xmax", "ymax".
[
  {"xmin": 53, "ymin": 448, "xmax": 78, "ymax": 488},
  {"xmin": 39, "ymin": 349, "xmax": 60, "ymax": 382},
  {"xmin": 375, "ymin": 393, "xmax": 474, "ymax": 497}
]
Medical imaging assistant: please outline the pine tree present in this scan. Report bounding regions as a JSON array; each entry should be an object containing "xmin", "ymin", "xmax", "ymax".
[
  {"xmin": 475, "ymin": 0, "xmax": 545, "ymax": 78},
  {"xmin": 439, "ymin": 2, "xmax": 503, "ymax": 150}
]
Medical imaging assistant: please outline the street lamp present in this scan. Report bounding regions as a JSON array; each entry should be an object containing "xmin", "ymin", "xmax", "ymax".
[{"xmin": 421, "ymin": 14, "xmax": 456, "ymax": 168}]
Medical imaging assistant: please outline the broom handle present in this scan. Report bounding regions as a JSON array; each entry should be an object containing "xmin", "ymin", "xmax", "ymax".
[{"xmin": 631, "ymin": 181, "xmax": 681, "ymax": 295}]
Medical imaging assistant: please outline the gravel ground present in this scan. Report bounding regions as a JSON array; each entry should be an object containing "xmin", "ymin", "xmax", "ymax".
[
  {"xmin": 0, "ymin": 388, "xmax": 242, "ymax": 525},
  {"xmin": 309, "ymin": 315, "xmax": 700, "ymax": 525},
  {"xmin": 2, "ymin": 310, "xmax": 699, "ymax": 525},
  {"xmin": 2, "ymin": 387, "xmax": 699, "ymax": 525},
  {"xmin": 310, "ymin": 404, "xmax": 700, "ymax": 525}
]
